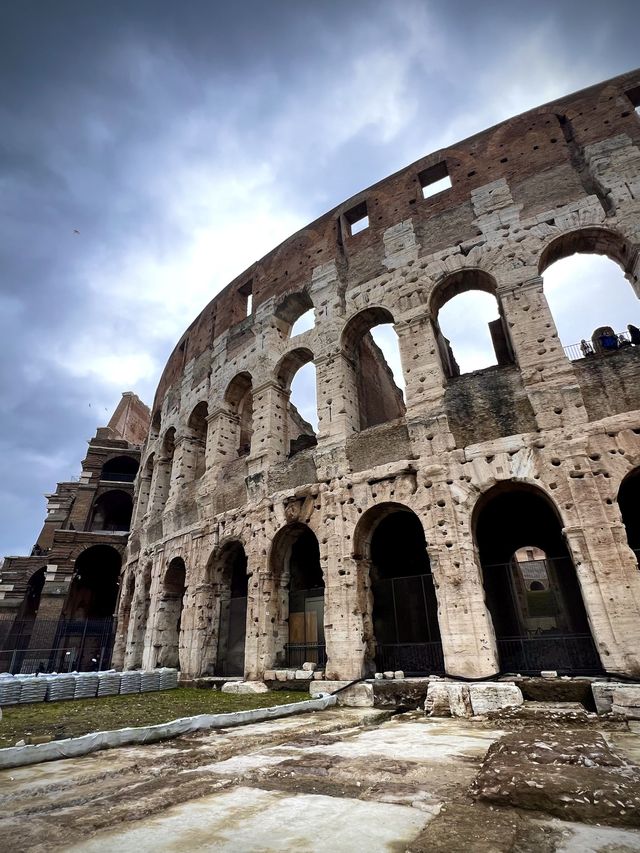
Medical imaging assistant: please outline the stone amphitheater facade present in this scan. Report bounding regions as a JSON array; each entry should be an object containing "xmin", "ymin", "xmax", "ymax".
[{"xmin": 113, "ymin": 70, "xmax": 640, "ymax": 682}]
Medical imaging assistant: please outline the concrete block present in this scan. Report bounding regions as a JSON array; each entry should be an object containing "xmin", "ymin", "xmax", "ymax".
[
  {"xmin": 309, "ymin": 680, "xmax": 374, "ymax": 707},
  {"xmin": 611, "ymin": 687, "xmax": 640, "ymax": 719},
  {"xmin": 221, "ymin": 681, "xmax": 269, "ymax": 694},
  {"xmin": 302, "ymin": 662, "xmax": 317, "ymax": 672},
  {"xmin": 468, "ymin": 682, "xmax": 523, "ymax": 715},
  {"xmin": 592, "ymin": 682, "xmax": 628, "ymax": 714}
]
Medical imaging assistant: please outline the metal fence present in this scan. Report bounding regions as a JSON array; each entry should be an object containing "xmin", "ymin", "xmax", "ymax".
[
  {"xmin": 376, "ymin": 641, "xmax": 445, "ymax": 676},
  {"xmin": 496, "ymin": 633, "xmax": 601, "ymax": 675},
  {"xmin": 563, "ymin": 330, "xmax": 633, "ymax": 361},
  {"xmin": 0, "ymin": 615, "xmax": 116, "ymax": 675},
  {"xmin": 284, "ymin": 643, "xmax": 327, "ymax": 669}
]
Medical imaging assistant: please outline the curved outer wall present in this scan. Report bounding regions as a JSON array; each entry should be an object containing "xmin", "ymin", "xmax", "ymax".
[{"xmin": 115, "ymin": 69, "xmax": 640, "ymax": 680}]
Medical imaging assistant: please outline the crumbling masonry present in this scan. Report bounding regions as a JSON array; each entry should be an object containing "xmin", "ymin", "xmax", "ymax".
[{"xmin": 114, "ymin": 70, "xmax": 640, "ymax": 681}]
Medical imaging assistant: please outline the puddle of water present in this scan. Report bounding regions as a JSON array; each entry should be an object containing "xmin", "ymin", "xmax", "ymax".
[{"xmin": 67, "ymin": 785, "xmax": 431, "ymax": 852}]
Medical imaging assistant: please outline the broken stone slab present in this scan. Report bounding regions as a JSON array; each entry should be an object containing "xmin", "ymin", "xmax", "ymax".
[
  {"xmin": 592, "ymin": 681, "xmax": 631, "ymax": 714},
  {"xmin": 263, "ymin": 670, "xmax": 276, "ymax": 681},
  {"xmin": 286, "ymin": 670, "xmax": 296, "ymax": 681},
  {"xmin": 295, "ymin": 670, "xmax": 313, "ymax": 680},
  {"xmin": 611, "ymin": 686, "xmax": 640, "ymax": 719},
  {"xmin": 312, "ymin": 670, "xmax": 324, "ymax": 680},
  {"xmin": 424, "ymin": 681, "xmax": 473, "ymax": 717},
  {"xmin": 274, "ymin": 670, "xmax": 288, "ymax": 682},
  {"xmin": 448, "ymin": 683, "xmax": 473, "ymax": 718},
  {"xmin": 374, "ymin": 672, "xmax": 384, "ymax": 680},
  {"xmin": 309, "ymin": 680, "xmax": 374, "ymax": 707},
  {"xmin": 383, "ymin": 671, "xmax": 395, "ymax": 679},
  {"xmin": 468, "ymin": 682, "xmax": 523, "ymax": 715},
  {"xmin": 302, "ymin": 662, "xmax": 317, "ymax": 672},
  {"xmin": 221, "ymin": 681, "xmax": 269, "ymax": 694}
]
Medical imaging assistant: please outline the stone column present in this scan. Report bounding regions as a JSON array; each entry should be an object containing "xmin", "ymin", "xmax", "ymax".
[
  {"xmin": 499, "ymin": 275, "xmax": 587, "ymax": 431},
  {"xmin": 243, "ymin": 547, "xmax": 278, "ymax": 679},
  {"xmin": 147, "ymin": 455, "xmax": 172, "ymax": 518},
  {"xmin": 315, "ymin": 350, "xmax": 359, "ymax": 446},
  {"xmin": 422, "ymin": 487, "xmax": 499, "ymax": 678},
  {"xmin": 247, "ymin": 380, "xmax": 289, "ymax": 469}
]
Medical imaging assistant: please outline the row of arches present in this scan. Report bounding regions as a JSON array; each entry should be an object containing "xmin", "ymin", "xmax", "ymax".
[{"xmin": 133, "ymin": 469, "xmax": 640, "ymax": 677}]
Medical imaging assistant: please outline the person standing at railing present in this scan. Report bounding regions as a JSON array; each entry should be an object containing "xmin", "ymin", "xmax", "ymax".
[{"xmin": 580, "ymin": 339, "xmax": 594, "ymax": 357}]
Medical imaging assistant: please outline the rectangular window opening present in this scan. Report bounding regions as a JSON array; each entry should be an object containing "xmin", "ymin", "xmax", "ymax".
[
  {"xmin": 626, "ymin": 86, "xmax": 640, "ymax": 115},
  {"xmin": 344, "ymin": 201, "xmax": 369, "ymax": 236},
  {"xmin": 419, "ymin": 161, "xmax": 452, "ymax": 200},
  {"xmin": 238, "ymin": 280, "xmax": 253, "ymax": 317}
]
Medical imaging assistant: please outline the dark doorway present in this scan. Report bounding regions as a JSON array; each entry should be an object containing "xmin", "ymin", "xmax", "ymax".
[
  {"xmin": 367, "ymin": 507, "xmax": 442, "ymax": 675},
  {"xmin": 618, "ymin": 469, "xmax": 640, "ymax": 567},
  {"xmin": 88, "ymin": 490, "xmax": 133, "ymax": 532},
  {"xmin": 271, "ymin": 524, "xmax": 325, "ymax": 669},
  {"xmin": 214, "ymin": 542, "xmax": 248, "ymax": 676},
  {"xmin": 59, "ymin": 545, "xmax": 121, "ymax": 671},
  {"xmin": 475, "ymin": 484, "xmax": 600, "ymax": 674},
  {"xmin": 101, "ymin": 456, "xmax": 139, "ymax": 482},
  {"xmin": 0, "ymin": 567, "xmax": 46, "ymax": 673}
]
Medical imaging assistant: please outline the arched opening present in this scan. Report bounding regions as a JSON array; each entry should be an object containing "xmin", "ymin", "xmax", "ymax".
[
  {"xmin": 128, "ymin": 562, "xmax": 152, "ymax": 669},
  {"xmin": 0, "ymin": 567, "xmax": 46, "ymax": 672},
  {"xmin": 270, "ymin": 523, "xmax": 325, "ymax": 668},
  {"xmin": 88, "ymin": 490, "xmax": 133, "ymax": 532},
  {"xmin": 60, "ymin": 544, "xmax": 121, "ymax": 670},
  {"xmin": 152, "ymin": 428, "xmax": 176, "ymax": 512},
  {"xmin": 276, "ymin": 348, "xmax": 318, "ymax": 457},
  {"xmin": 101, "ymin": 455, "xmax": 139, "ymax": 483},
  {"xmin": 355, "ymin": 503, "xmax": 442, "ymax": 676},
  {"xmin": 157, "ymin": 557, "xmax": 186, "ymax": 669},
  {"xmin": 539, "ymin": 228, "xmax": 640, "ymax": 360},
  {"xmin": 474, "ymin": 483, "xmax": 600, "ymax": 674},
  {"xmin": 208, "ymin": 541, "xmax": 248, "ymax": 676},
  {"xmin": 186, "ymin": 401, "xmax": 208, "ymax": 480},
  {"xmin": 135, "ymin": 453, "xmax": 154, "ymax": 520},
  {"xmin": 341, "ymin": 307, "xmax": 406, "ymax": 431},
  {"xmin": 225, "ymin": 373, "xmax": 253, "ymax": 457},
  {"xmin": 431, "ymin": 270, "xmax": 514, "ymax": 378},
  {"xmin": 149, "ymin": 410, "xmax": 161, "ymax": 441},
  {"xmin": 618, "ymin": 468, "xmax": 640, "ymax": 567},
  {"xmin": 274, "ymin": 290, "xmax": 315, "ymax": 337}
]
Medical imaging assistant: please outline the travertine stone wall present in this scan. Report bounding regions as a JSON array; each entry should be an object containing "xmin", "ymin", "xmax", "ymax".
[{"xmin": 115, "ymin": 71, "xmax": 640, "ymax": 680}]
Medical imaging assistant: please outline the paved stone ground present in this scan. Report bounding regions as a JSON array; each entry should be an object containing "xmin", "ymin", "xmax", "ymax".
[{"xmin": 1, "ymin": 708, "xmax": 639, "ymax": 852}]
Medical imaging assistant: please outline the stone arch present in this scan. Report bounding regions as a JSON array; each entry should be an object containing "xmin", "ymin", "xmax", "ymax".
[
  {"xmin": 101, "ymin": 455, "xmax": 139, "ymax": 482},
  {"xmin": 274, "ymin": 289, "xmax": 315, "ymax": 337},
  {"xmin": 340, "ymin": 307, "xmax": 405, "ymax": 431},
  {"xmin": 269, "ymin": 522, "xmax": 325, "ymax": 668},
  {"xmin": 88, "ymin": 489, "xmax": 133, "ymax": 532},
  {"xmin": 150, "ymin": 409, "xmax": 161, "ymax": 441},
  {"xmin": 538, "ymin": 226, "xmax": 636, "ymax": 278},
  {"xmin": 224, "ymin": 372, "xmax": 254, "ymax": 457},
  {"xmin": 156, "ymin": 556, "xmax": 186, "ymax": 669},
  {"xmin": 353, "ymin": 502, "xmax": 442, "ymax": 676},
  {"xmin": 429, "ymin": 269, "xmax": 514, "ymax": 378},
  {"xmin": 152, "ymin": 427, "xmax": 176, "ymax": 511},
  {"xmin": 275, "ymin": 348, "xmax": 318, "ymax": 456},
  {"xmin": 186, "ymin": 400, "xmax": 209, "ymax": 479},
  {"xmin": 472, "ymin": 481, "xmax": 601, "ymax": 674},
  {"xmin": 135, "ymin": 452, "xmax": 154, "ymax": 521},
  {"xmin": 205, "ymin": 539, "xmax": 249, "ymax": 676},
  {"xmin": 0, "ymin": 566, "xmax": 47, "ymax": 672},
  {"xmin": 618, "ymin": 466, "xmax": 640, "ymax": 567}
]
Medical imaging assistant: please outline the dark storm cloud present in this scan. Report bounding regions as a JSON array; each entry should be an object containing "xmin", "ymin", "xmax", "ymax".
[{"xmin": 1, "ymin": 0, "xmax": 639, "ymax": 555}]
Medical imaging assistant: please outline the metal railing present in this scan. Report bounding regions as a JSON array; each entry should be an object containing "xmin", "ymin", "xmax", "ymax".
[
  {"xmin": 284, "ymin": 643, "xmax": 327, "ymax": 669},
  {"xmin": 496, "ymin": 633, "xmax": 601, "ymax": 675},
  {"xmin": 376, "ymin": 641, "xmax": 445, "ymax": 676},
  {"xmin": 563, "ymin": 331, "xmax": 633, "ymax": 361}
]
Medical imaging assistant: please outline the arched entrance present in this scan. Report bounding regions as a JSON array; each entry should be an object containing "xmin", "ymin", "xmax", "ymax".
[
  {"xmin": 157, "ymin": 557, "xmax": 186, "ymax": 669},
  {"xmin": 60, "ymin": 544, "xmax": 121, "ymax": 671},
  {"xmin": 474, "ymin": 483, "xmax": 600, "ymax": 674},
  {"xmin": 356, "ymin": 503, "xmax": 442, "ymax": 676},
  {"xmin": 270, "ymin": 523, "xmax": 325, "ymax": 669},
  {"xmin": 618, "ymin": 468, "xmax": 640, "ymax": 567},
  {"xmin": 0, "ymin": 566, "xmax": 46, "ymax": 672},
  {"xmin": 209, "ymin": 541, "xmax": 248, "ymax": 676}
]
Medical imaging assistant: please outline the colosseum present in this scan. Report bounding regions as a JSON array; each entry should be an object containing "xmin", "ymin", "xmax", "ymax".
[{"xmin": 111, "ymin": 69, "xmax": 640, "ymax": 684}]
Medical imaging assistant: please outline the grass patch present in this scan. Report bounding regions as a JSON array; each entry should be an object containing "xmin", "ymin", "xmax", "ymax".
[{"xmin": 0, "ymin": 688, "xmax": 307, "ymax": 749}]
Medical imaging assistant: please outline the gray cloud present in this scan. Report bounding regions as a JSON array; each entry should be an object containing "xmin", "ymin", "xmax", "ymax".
[{"xmin": 1, "ymin": 0, "xmax": 639, "ymax": 554}]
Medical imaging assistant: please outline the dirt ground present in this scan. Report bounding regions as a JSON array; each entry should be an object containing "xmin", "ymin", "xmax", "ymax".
[{"xmin": 0, "ymin": 705, "xmax": 639, "ymax": 852}]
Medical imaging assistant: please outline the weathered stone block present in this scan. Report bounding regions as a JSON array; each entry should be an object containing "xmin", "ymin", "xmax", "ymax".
[
  {"xmin": 302, "ymin": 662, "xmax": 317, "ymax": 672},
  {"xmin": 221, "ymin": 681, "xmax": 269, "ymax": 694},
  {"xmin": 592, "ymin": 681, "xmax": 628, "ymax": 714},
  {"xmin": 394, "ymin": 670, "xmax": 404, "ymax": 679},
  {"xmin": 309, "ymin": 680, "xmax": 374, "ymax": 707},
  {"xmin": 274, "ymin": 670, "xmax": 288, "ymax": 682},
  {"xmin": 611, "ymin": 687, "xmax": 640, "ymax": 719},
  {"xmin": 424, "ymin": 681, "xmax": 451, "ymax": 717},
  {"xmin": 295, "ymin": 670, "xmax": 312, "ymax": 680},
  {"xmin": 468, "ymin": 682, "xmax": 523, "ymax": 715},
  {"xmin": 263, "ymin": 670, "xmax": 276, "ymax": 681}
]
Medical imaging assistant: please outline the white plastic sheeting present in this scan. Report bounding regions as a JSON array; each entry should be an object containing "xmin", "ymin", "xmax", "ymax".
[{"xmin": 0, "ymin": 694, "xmax": 337, "ymax": 770}]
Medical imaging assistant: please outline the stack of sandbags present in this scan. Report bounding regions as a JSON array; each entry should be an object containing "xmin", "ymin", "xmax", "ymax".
[
  {"xmin": 15, "ymin": 675, "xmax": 48, "ymax": 704},
  {"xmin": 140, "ymin": 670, "xmax": 161, "ymax": 692},
  {"xmin": 45, "ymin": 674, "xmax": 76, "ymax": 702},
  {"xmin": 97, "ymin": 670, "xmax": 121, "ymax": 697},
  {"xmin": 74, "ymin": 673, "xmax": 99, "ymax": 700},
  {"xmin": 0, "ymin": 674, "xmax": 22, "ymax": 705},
  {"xmin": 158, "ymin": 668, "xmax": 179, "ymax": 690},
  {"xmin": 119, "ymin": 670, "xmax": 142, "ymax": 695}
]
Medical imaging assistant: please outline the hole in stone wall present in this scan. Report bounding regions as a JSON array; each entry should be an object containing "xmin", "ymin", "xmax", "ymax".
[
  {"xmin": 344, "ymin": 201, "xmax": 369, "ymax": 236},
  {"xmin": 419, "ymin": 161, "xmax": 452, "ymax": 199}
]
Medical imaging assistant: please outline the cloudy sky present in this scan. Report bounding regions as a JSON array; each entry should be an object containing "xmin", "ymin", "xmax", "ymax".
[{"xmin": 1, "ymin": 0, "xmax": 639, "ymax": 557}]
